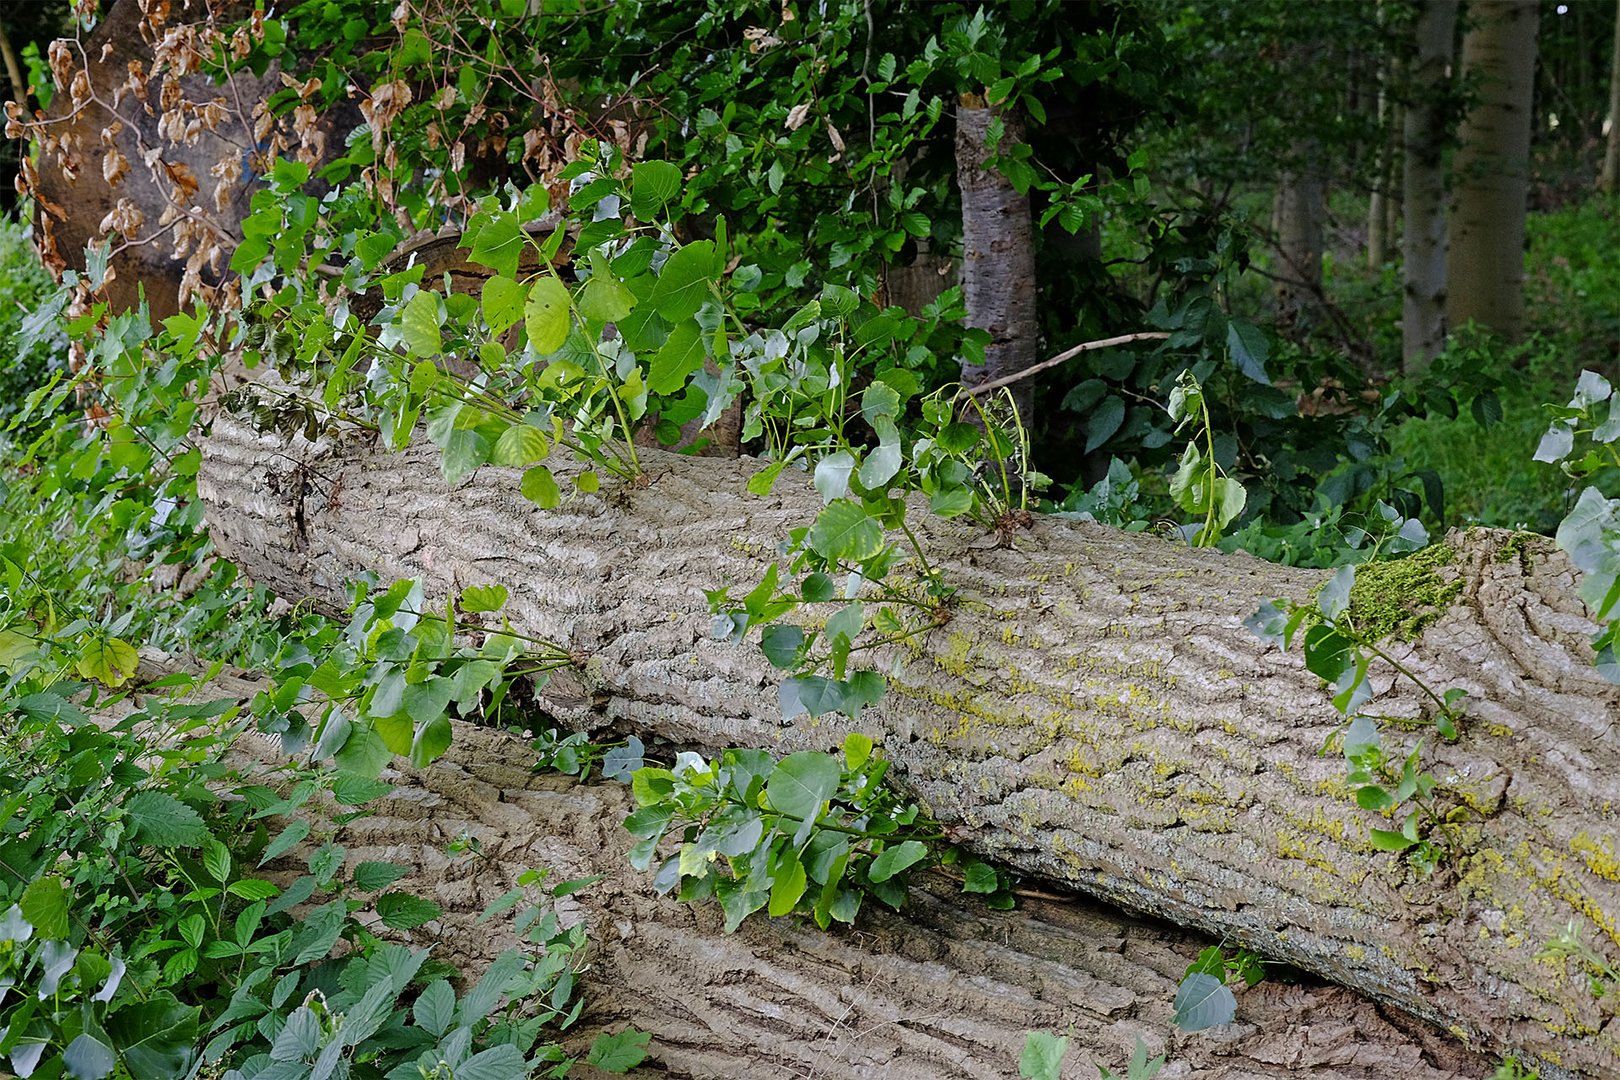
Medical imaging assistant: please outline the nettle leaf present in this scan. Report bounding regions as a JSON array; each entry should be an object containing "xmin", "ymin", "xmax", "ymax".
[
  {"xmin": 807, "ymin": 501, "xmax": 884, "ymax": 563},
  {"xmin": 1172, "ymin": 971, "xmax": 1237, "ymax": 1031},
  {"xmin": 651, "ymin": 241, "xmax": 716, "ymax": 322},
  {"xmin": 125, "ymin": 791, "xmax": 210, "ymax": 847},
  {"xmin": 525, "ymin": 277, "xmax": 573, "ymax": 354},
  {"xmin": 353, "ymin": 860, "xmax": 412, "ymax": 892},
  {"xmin": 481, "ymin": 274, "xmax": 526, "ymax": 335},
  {"xmin": 400, "ymin": 290, "xmax": 442, "ymax": 357},
  {"xmin": 377, "ymin": 891, "xmax": 442, "ymax": 930}
]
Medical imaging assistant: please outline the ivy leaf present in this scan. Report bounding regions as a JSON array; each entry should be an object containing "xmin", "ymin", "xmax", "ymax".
[
  {"xmin": 631, "ymin": 160, "xmax": 682, "ymax": 220},
  {"xmin": 400, "ymin": 290, "xmax": 442, "ymax": 357},
  {"xmin": 648, "ymin": 319, "xmax": 705, "ymax": 395},
  {"xmin": 524, "ymin": 277, "xmax": 572, "ymax": 354},
  {"xmin": 481, "ymin": 274, "xmax": 526, "ymax": 335},
  {"xmin": 651, "ymin": 241, "xmax": 716, "ymax": 322},
  {"xmin": 125, "ymin": 791, "xmax": 210, "ymax": 847},
  {"xmin": 1172, "ymin": 971, "xmax": 1236, "ymax": 1031},
  {"xmin": 806, "ymin": 500, "xmax": 884, "ymax": 563}
]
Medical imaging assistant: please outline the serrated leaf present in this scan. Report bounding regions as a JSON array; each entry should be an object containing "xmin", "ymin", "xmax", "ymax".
[
  {"xmin": 377, "ymin": 891, "xmax": 441, "ymax": 930},
  {"xmin": 125, "ymin": 791, "xmax": 210, "ymax": 848},
  {"xmin": 587, "ymin": 1028, "xmax": 653, "ymax": 1073},
  {"xmin": 1018, "ymin": 1031, "xmax": 1068, "ymax": 1080},
  {"xmin": 258, "ymin": 819, "xmax": 310, "ymax": 866},
  {"xmin": 353, "ymin": 861, "xmax": 412, "ymax": 892},
  {"xmin": 413, "ymin": 979, "xmax": 455, "ymax": 1038}
]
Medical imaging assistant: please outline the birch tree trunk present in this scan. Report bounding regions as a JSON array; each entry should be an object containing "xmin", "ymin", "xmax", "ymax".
[
  {"xmin": 1403, "ymin": 0, "xmax": 1460, "ymax": 372},
  {"xmin": 1600, "ymin": 0, "xmax": 1620, "ymax": 194},
  {"xmin": 954, "ymin": 97, "xmax": 1039, "ymax": 426},
  {"xmin": 197, "ymin": 417, "xmax": 1620, "ymax": 1079},
  {"xmin": 1446, "ymin": 0, "xmax": 1539, "ymax": 343}
]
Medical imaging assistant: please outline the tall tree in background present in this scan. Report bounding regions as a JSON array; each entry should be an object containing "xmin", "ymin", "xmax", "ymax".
[
  {"xmin": 955, "ymin": 95, "xmax": 1038, "ymax": 424},
  {"xmin": 1446, "ymin": 0, "xmax": 1539, "ymax": 342},
  {"xmin": 1402, "ymin": 0, "xmax": 1459, "ymax": 370},
  {"xmin": 1273, "ymin": 40, "xmax": 1328, "ymax": 331},
  {"xmin": 1601, "ymin": 0, "xmax": 1620, "ymax": 192}
]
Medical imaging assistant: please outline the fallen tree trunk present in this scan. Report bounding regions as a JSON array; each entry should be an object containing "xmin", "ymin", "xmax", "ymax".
[
  {"xmin": 136, "ymin": 663, "xmax": 1490, "ymax": 1080},
  {"xmin": 198, "ymin": 418, "xmax": 1620, "ymax": 1078}
]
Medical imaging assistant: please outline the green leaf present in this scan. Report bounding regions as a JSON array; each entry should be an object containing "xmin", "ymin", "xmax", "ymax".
[
  {"xmin": 259, "ymin": 819, "xmax": 311, "ymax": 866},
  {"xmin": 760, "ymin": 625, "xmax": 805, "ymax": 669},
  {"xmin": 63, "ymin": 1034, "xmax": 116, "ymax": 1080},
  {"xmin": 807, "ymin": 501, "xmax": 884, "ymax": 563},
  {"xmin": 76, "ymin": 635, "xmax": 139, "ymax": 686},
  {"xmin": 400, "ymin": 290, "xmax": 442, "ymax": 357},
  {"xmin": 1084, "ymin": 396, "xmax": 1126, "ymax": 453},
  {"xmin": 579, "ymin": 274, "xmax": 636, "ymax": 323},
  {"xmin": 802, "ymin": 573, "xmax": 836, "ymax": 603},
  {"xmin": 410, "ymin": 713, "xmax": 453, "ymax": 767},
  {"xmin": 461, "ymin": 584, "xmax": 509, "ymax": 613},
  {"xmin": 631, "ymin": 160, "xmax": 682, "ymax": 220},
  {"xmin": 469, "ymin": 210, "xmax": 524, "ymax": 278},
  {"xmin": 521, "ymin": 464, "xmax": 562, "ymax": 508},
  {"xmin": 843, "ymin": 732, "xmax": 874, "ymax": 771},
  {"xmin": 587, "ymin": 1029, "xmax": 653, "ymax": 1073},
  {"xmin": 768, "ymin": 846, "xmax": 808, "ymax": 916},
  {"xmin": 105, "ymin": 994, "xmax": 199, "ymax": 1080},
  {"xmin": 414, "ymin": 979, "xmax": 455, "ymax": 1037},
  {"xmin": 20, "ymin": 876, "xmax": 69, "ymax": 939},
  {"xmin": 648, "ymin": 319, "xmax": 705, "ymax": 395},
  {"xmin": 481, "ymin": 274, "xmax": 526, "ymax": 335},
  {"xmin": 651, "ymin": 241, "xmax": 716, "ymax": 322},
  {"xmin": 1369, "ymin": 827, "xmax": 1418, "ymax": 851},
  {"xmin": 202, "ymin": 839, "xmax": 232, "ymax": 884},
  {"xmin": 1302, "ymin": 624, "xmax": 1354, "ymax": 682},
  {"xmin": 866, "ymin": 839, "xmax": 928, "ymax": 883},
  {"xmin": 1172, "ymin": 971, "xmax": 1237, "ymax": 1031},
  {"xmin": 1018, "ymin": 1031, "xmax": 1068, "ymax": 1080},
  {"xmin": 377, "ymin": 891, "xmax": 442, "ymax": 929},
  {"xmin": 857, "ymin": 418, "xmax": 903, "ymax": 490},
  {"xmin": 525, "ymin": 277, "xmax": 572, "ymax": 354},
  {"xmin": 353, "ymin": 861, "xmax": 411, "ymax": 892},
  {"xmin": 125, "ymin": 791, "xmax": 210, "ymax": 847},
  {"xmin": 1355, "ymin": 785, "xmax": 1394, "ymax": 811},
  {"xmin": 765, "ymin": 751, "xmax": 842, "ymax": 826},
  {"xmin": 492, "ymin": 422, "xmax": 549, "ymax": 466},
  {"xmin": 961, "ymin": 859, "xmax": 1000, "ymax": 894},
  {"xmin": 814, "ymin": 451, "xmax": 856, "ymax": 503},
  {"xmin": 1226, "ymin": 318, "xmax": 1271, "ymax": 384}
]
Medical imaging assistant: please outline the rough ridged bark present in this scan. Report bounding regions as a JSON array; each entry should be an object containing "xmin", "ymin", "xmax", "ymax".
[
  {"xmin": 1446, "ymin": 0, "xmax": 1539, "ymax": 342},
  {"xmin": 128, "ymin": 665, "xmax": 1490, "ymax": 1080},
  {"xmin": 954, "ymin": 99, "xmax": 1038, "ymax": 426},
  {"xmin": 1403, "ymin": 0, "xmax": 1460, "ymax": 372},
  {"xmin": 197, "ymin": 418, "xmax": 1620, "ymax": 1078}
]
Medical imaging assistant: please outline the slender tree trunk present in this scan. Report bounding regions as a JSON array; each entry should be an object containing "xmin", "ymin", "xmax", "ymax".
[
  {"xmin": 139, "ymin": 665, "xmax": 1491, "ymax": 1080},
  {"xmin": 1274, "ymin": 144, "xmax": 1326, "ymax": 330},
  {"xmin": 197, "ymin": 417, "xmax": 1620, "ymax": 1079},
  {"xmin": 0, "ymin": 22, "xmax": 25, "ymax": 117},
  {"xmin": 1369, "ymin": 3, "xmax": 1395, "ymax": 270},
  {"xmin": 1404, "ymin": 0, "xmax": 1460, "ymax": 372},
  {"xmin": 1446, "ymin": 0, "xmax": 1539, "ymax": 342},
  {"xmin": 955, "ymin": 96, "xmax": 1038, "ymax": 427},
  {"xmin": 1600, "ymin": 0, "xmax": 1620, "ymax": 193}
]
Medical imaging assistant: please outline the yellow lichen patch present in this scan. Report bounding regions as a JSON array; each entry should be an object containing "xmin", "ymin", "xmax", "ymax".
[
  {"xmin": 1276, "ymin": 828, "xmax": 1337, "ymax": 874},
  {"xmin": 1570, "ymin": 831, "xmax": 1620, "ymax": 883}
]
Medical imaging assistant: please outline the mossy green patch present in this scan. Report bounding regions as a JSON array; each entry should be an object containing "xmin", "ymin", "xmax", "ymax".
[{"xmin": 1336, "ymin": 543, "xmax": 1463, "ymax": 642}]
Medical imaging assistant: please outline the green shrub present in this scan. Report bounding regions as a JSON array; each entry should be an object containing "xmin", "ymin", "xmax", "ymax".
[{"xmin": 0, "ymin": 215, "xmax": 64, "ymax": 428}]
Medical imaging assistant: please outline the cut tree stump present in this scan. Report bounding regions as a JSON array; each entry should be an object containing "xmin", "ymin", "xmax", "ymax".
[
  {"xmin": 130, "ymin": 662, "xmax": 1491, "ymax": 1080},
  {"xmin": 197, "ymin": 417, "xmax": 1620, "ymax": 1078}
]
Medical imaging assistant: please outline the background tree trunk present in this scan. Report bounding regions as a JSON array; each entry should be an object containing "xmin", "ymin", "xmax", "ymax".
[
  {"xmin": 1446, "ymin": 0, "xmax": 1539, "ymax": 342},
  {"xmin": 1601, "ymin": 0, "xmax": 1620, "ymax": 193},
  {"xmin": 1403, "ymin": 0, "xmax": 1459, "ymax": 372},
  {"xmin": 140, "ymin": 662, "xmax": 1490, "ymax": 1080},
  {"xmin": 1274, "ymin": 141, "xmax": 1327, "ymax": 330},
  {"xmin": 954, "ymin": 97, "xmax": 1039, "ymax": 426},
  {"xmin": 197, "ymin": 417, "xmax": 1620, "ymax": 1079}
]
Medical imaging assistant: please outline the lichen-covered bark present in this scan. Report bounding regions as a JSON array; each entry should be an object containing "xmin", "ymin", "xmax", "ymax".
[
  {"xmin": 198, "ymin": 421, "xmax": 1620, "ymax": 1077},
  {"xmin": 145, "ymin": 666, "xmax": 1486, "ymax": 1080}
]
